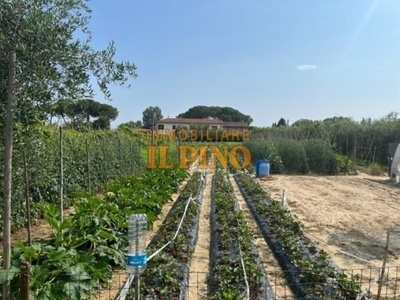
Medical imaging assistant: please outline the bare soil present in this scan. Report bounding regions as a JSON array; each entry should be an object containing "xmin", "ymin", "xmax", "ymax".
[
  {"xmin": 230, "ymin": 175, "xmax": 294, "ymax": 299},
  {"xmin": 258, "ymin": 172, "xmax": 400, "ymax": 295},
  {"xmin": 0, "ymin": 206, "xmax": 75, "ymax": 252},
  {"xmin": 187, "ymin": 169, "xmax": 214, "ymax": 300}
]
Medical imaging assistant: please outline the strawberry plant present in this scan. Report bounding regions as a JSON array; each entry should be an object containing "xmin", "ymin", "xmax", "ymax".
[
  {"xmin": 209, "ymin": 169, "xmax": 273, "ymax": 300},
  {"xmin": 234, "ymin": 173, "xmax": 361, "ymax": 299}
]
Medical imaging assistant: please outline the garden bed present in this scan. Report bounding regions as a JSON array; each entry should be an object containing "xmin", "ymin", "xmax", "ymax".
[
  {"xmin": 208, "ymin": 169, "xmax": 275, "ymax": 300},
  {"xmin": 234, "ymin": 173, "xmax": 361, "ymax": 299},
  {"xmin": 123, "ymin": 170, "xmax": 206, "ymax": 299},
  {"xmin": 0, "ymin": 168, "xmax": 188, "ymax": 300}
]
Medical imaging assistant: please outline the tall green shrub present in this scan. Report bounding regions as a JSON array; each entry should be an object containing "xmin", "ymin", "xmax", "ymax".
[
  {"xmin": 275, "ymin": 139, "xmax": 309, "ymax": 174},
  {"xmin": 303, "ymin": 139, "xmax": 339, "ymax": 174}
]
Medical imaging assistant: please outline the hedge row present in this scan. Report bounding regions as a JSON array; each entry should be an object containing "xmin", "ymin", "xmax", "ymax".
[
  {"xmin": 0, "ymin": 125, "xmax": 146, "ymax": 233},
  {"xmin": 243, "ymin": 139, "xmax": 339, "ymax": 174}
]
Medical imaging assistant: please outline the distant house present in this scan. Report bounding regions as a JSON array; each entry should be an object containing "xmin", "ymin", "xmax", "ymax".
[
  {"xmin": 155, "ymin": 117, "xmax": 224, "ymax": 134},
  {"xmin": 155, "ymin": 117, "xmax": 249, "ymax": 134}
]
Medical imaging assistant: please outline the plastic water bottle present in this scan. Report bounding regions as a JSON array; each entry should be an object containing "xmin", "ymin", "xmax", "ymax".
[{"xmin": 127, "ymin": 214, "xmax": 147, "ymax": 275}]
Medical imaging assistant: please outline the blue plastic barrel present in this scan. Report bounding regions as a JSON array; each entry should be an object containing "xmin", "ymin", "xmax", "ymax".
[{"xmin": 258, "ymin": 160, "xmax": 270, "ymax": 177}]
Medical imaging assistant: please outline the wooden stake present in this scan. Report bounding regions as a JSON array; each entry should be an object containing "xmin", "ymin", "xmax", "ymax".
[
  {"xmin": 23, "ymin": 152, "xmax": 31, "ymax": 248},
  {"xmin": 19, "ymin": 261, "xmax": 30, "ymax": 300},
  {"xmin": 377, "ymin": 229, "xmax": 390, "ymax": 300}
]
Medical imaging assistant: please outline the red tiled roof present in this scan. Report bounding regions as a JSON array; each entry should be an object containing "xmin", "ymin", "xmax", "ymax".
[{"xmin": 157, "ymin": 118, "xmax": 224, "ymax": 125}]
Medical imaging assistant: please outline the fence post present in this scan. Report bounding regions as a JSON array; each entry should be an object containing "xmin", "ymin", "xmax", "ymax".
[
  {"xmin": 377, "ymin": 229, "xmax": 390, "ymax": 300},
  {"xmin": 19, "ymin": 261, "xmax": 30, "ymax": 300}
]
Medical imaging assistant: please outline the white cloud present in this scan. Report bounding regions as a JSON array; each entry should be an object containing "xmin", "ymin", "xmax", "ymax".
[{"xmin": 296, "ymin": 65, "xmax": 318, "ymax": 71}]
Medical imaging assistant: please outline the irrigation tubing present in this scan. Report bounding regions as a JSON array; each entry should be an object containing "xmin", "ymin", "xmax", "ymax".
[
  {"xmin": 222, "ymin": 173, "xmax": 250, "ymax": 300},
  {"xmin": 115, "ymin": 170, "xmax": 206, "ymax": 300},
  {"xmin": 225, "ymin": 172, "xmax": 276, "ymax": 300},
  {"xmin": 234, "ymin": 174, "xmax": 312, "ymax": 299}
]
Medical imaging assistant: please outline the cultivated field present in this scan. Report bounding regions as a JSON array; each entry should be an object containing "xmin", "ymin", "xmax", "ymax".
[{"xmin": 260, "ymin": 172, "xmax": 400, "ymax": 295}]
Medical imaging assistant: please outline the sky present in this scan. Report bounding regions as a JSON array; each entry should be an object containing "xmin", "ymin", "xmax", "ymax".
[{"xmin": 84, "ymin": 0, "xmax": 400, "ymax": 127}]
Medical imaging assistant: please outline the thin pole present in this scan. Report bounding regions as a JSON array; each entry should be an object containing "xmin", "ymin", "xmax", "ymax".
[
  {"xmin": 135, "ymin": 217, "xmax": 140, "ymax": 300},
  {"xmin": 372, "ymin": 146, "xmax": 376, "ymax": 164},
  {"xmin": 102, "ymin": 138, "xmax": 108, "ymax": 192},
  {"xmin": 23, "ymin": 152, "xmax": 31, "ymax": 248},
  {"xmin": 59, "ymin": 126, "xmax": 64, "ymax": 222},
  {"xmin": 377, "ymin": 229, "xmax": 390, "ymax": 300},
  {"xmin": 85, "ymin": 140, "xmax": 91, "ymax": 195}
]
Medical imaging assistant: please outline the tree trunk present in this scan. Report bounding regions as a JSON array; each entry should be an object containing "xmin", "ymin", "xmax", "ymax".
[{"xmin": 3, "ymin": 50, "xmax": 16, "ymax": 300}]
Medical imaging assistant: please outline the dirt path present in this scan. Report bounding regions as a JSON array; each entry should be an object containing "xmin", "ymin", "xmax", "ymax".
[
  {"xmin": 187, "ymin": 168, "xmax": 214, "ymax": 300},
  {"xmin": 230, "ymin": 175, "xmax": 294, "ymax": 299},
  {"xmin": 258, "ymin": 173, "xmax": 400, "ymax": 295}
]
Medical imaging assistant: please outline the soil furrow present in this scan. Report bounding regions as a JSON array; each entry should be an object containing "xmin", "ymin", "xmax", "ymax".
[
  {"xmin": 230, "ymin": 174, "xmax": 294, "ymax": 299},
  {"xmin": 187, "ymin": 168, "xmax": 214, "ymax": 300}
]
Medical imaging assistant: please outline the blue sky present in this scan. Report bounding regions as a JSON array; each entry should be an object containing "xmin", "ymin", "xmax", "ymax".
[{"xmin": 86, "ymin": 0, "xmax": 400, "ymax": 127}]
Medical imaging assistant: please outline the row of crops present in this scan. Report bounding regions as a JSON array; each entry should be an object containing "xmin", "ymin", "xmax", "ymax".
[
  {"xmin": 209, "ymin": 169, "xmax": 274, "ymax": 300},
  {"xmin": 234, "ymin": 172, "xmax": 362, "ymax": 299},
  {"xmin": 125, "ymin": 170, "xmax": 205, "ymax": 299},
  {"xmin": 122, "ymin": 168, "xmax": 279, "ymax": 300},
  {"xmin": 0, "ymin": 167, "xmax": 188, "ymax": 299},
  {"xmin": 0, "ymin": 125, "xmax": 147, "ymax": 233}
]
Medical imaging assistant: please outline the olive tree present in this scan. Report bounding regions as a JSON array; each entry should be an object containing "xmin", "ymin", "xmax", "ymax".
[{"xmin": 0, "ymin": 1, "xmax": 137, "ymax": 297}]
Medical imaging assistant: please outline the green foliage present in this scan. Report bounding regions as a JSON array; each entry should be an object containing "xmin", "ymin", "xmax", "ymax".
[
  {"xmin": 367, "ymin": 163, "xmax": 385, "ymax": 176},
  {"xmin": 251, "ymin": 112, "xmax": 400, "ymax": 166},
  {"xmin": 302, "ymin": 139, "xmax": 339, "ymax": 174},
  {"xmin": 209, "ymin": 169, "xmax": 263, "ymax": 299},
  {"xmin": 0, "ymin": 0, "xmax": 137, "ymax": 126},
  {"xmin": 275, "ymin": 139, "xmax": 309, "ymax": 174},
  {"xmin": 177, "ymin": 105, "xmax": 253, "ymax": 125},
  {"xmin": 50, "ymin": 99, "xmax": 119, "ymax": 130},
  {"xmin": 0, "ymin": 125, "xmax": 146, "ymax": 234},
  {"xmin": 142, "ymin": 106, "xmax": 163, "ymax": 129},
  {"xmin": 130, "ymin": 171, "xmax": 204, "ymax": 299},
  {"xmin": 242, "ymin": 139, "xmax": 339, "ymax": 175},
  {"xmin": 242, "ymin": 140, "xmax": 284, "ymax": 173},
  {"xmin": 117, "ymin": 120, "xmax": 143, "ymax": 129},
  {"xmin": 336, "ymin": 155, "xmax": 357, "ymax": 173},
  {"xmin": 0, "ymin": 168, "xmax": 188, "ymax": 299}
]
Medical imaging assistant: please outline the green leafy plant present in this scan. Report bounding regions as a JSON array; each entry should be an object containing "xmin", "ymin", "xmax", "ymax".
[
  {"xmin": 0, "ymin": 167, "xmax": 187, "ymax": 299},
  {"xmin": 235, "ymin": 173, "xmax": 361, "ymax": 299},
  {"xmin": 125, "ymin": 171, "xmax": 205, "ymax": 299},
  {"xmin": 209, "ymin": 169, "xmax": 265, "ymax": 300}
]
